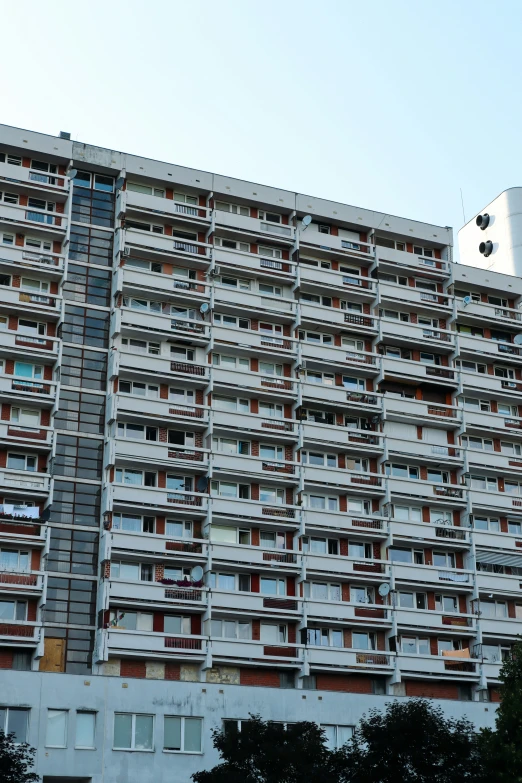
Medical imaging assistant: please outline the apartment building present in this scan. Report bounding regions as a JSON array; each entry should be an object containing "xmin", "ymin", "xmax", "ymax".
[{"xmin": 0, "ymin": 123, "xmax": 520, "ymax": 781}]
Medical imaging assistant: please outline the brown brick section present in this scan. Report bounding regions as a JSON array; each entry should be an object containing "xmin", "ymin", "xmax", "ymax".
[
  {"xmin": 165, "ymin": 663, "xmax": 180, "ymax": 680},
  {"xmin": 0, "ymin": 649, "xmax": 14, "ymax": 669},
  {"xmin": 316, "ymin": 674, "xmax": 373, "ymax": 693},
  {"xmin": 240, "ymin": 668, "xmax": 280, "ymax": 687},
  {"xmin": 120, "ymin": 660, "xmax": 146, "ymax": 679},
  {"xmin": 405, "ymin": 680, "xmax": 460, "ymax": 700}
]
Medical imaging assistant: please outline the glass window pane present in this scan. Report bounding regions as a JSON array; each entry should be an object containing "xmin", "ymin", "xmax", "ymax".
[
  {"xmin": 134, "ymin": 715, "xmax": 153, "ymax": 750},
  {"xmin": 114, "ymin": 713, "xmax": 132, "ymax": 748},
  {"xmin": 8, "ymin": 709, "xmax": 28, "ymax": 742},
  {"xmin": 164, "ymin": 716, "xmax": 182, "ymax": 750},
  {"xmin": 46, "ymin": 709, "xmax": 68, "ymax": 747},
  {"xmin": 184, "ymin": 718, "xmax": 202, "ymax": 752},
  {"xmin": 76, "ymin": 712, "xmax": 95, "ymax": 748}
]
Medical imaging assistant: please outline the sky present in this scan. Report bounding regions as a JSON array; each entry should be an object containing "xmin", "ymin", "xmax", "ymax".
[{"xmin": 3, "ymin": 0, "xmax": 522, "ymax": 254}]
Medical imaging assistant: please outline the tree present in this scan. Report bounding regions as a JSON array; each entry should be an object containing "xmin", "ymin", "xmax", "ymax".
[
  {"xmin": 480, "ymin": 638, "xmax": 522, "ymax": 783},
  {"xmin": 192, "ymin": 714, "xmax": 341, "ymax": 783},
  {"xmin": 0, "ymin": 731, "xmax": 39, "ymax": 783},
  {"xmin": 334, "ymin": 698, "xmax": 485, "ymax": 783}
]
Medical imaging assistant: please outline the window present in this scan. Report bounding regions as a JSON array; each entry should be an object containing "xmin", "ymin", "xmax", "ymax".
[
  {"xmin": 435, "ymin": 594, "xmax": 458, "ymax": 613},
  {"xmin": 307, "ymin": 628, "xmax": 343, "ymax": 647},
  {"xmin": 211, "ymin": 481, "xmax": 249, "ymax": 499},
  {"xmin": 111, "ymin": 562, "xmax": 153, "ymax": 582},
  {"xmin": 401, "ymin": 637, "xmax": 430, "ymax": 655},
  {"xmin": 481, "ymin": 600, "xmax": 508, "ymax": 619},
  {"xmin": 213, "ymin": 395, "xmax": 249, "ymax": 413},
  {"xmin": 350, "ymin": 586, "xmax": 374, "ymax": 604},
  {"xmin": 0, "ymin": 191, "xmax": 19, "ymax": 204},
  {"xmin": 397, "ymin": 592, "xmax": 427, "ymax": 610},
  {"xmin": 258, "ymin": 210, "xmax": 281, "ymax": 224},
  {"xmin": 115, "ymin": 469, "xmax": 156, "ymax": 487},
  {"xmin": 164, "ymin": 716, "xmax": 202, "ymax": 753},
  {"xmin": 305, "ymin": 581, "xmax": 341, "ymax": 601},
  {"xmin": 262, "ymin": 530, "xmax": 287, "ymax": 550},
  {"xmin": 219, "ymin": 276, "xmax": 251, "ymax": 290},
  {"xmin": 385, "ymin": 463, "xmax": 419, "ymax": 479},
  {"xmin": 433, "ymin": 551, "xmax": 456, "ymax": 568},
  {"xmin": 114, "ymin": 713, "xmax": 153, "ymax": 750},
  {"xmin": 112, "ymin": 513, "xmax": 155, "ymax": 534},
  {"xmin": 213, "ymin": 313, "xmax": 250, "ymax": 330},
  {"xmin": 509, "ymin": 520, "xmax": 522, "ymax": 535},
  {"xmin": 501, "ymin": 441, "xmax": 522, "ymax": 457},
  {"xmin": 75, "ymin": 712, "xmax": 96, "ymax": 749},
  {"xmin": 259, "ymin": 401, "xmax": 283, "ymax": 418},
  {"xmin": 164, "ymin": 615, "xmax": 191, "ymax": 634},
  {"xmin": 14, "ymin": 362, "xmax": 43, "ymax": 380},
  {"xmin": 1, "ymin": 232, "xmax": 14, "ymax": 245},
  {"xmin": 210, "ymin": 572, "xmax": 250, "ymax": 592},
  {"xmin": 322, "ymin": 725, "xmax": 354, "ymax": 749},
  {"xmin": 260, "ymin": 577, "xmax": 286, "ymax": 596},
  {"xmin": 127, "ymin": 182, "xmax": 165, "ymax": 198},
  {"xmin": 109, "ymin": 610, "xmax": 153, "ymax": 631},
  {"xmin": 0, "ymin": 707, "xmax": 29, "ymax": 742},
  {"xmin": 7, "ymin": 454, "xmax": 37, "ymax": 472},
  {"xmin": 352, "ymin": 632, "xmax": 376, "ymax": 650},
  {"xmin": 349, "ymin": 542, "xmax": 373, "ymax": 560},
  {"xmin": 260, "ymin": 486, "xmax": 285, "ymax": 504},
  {"xmin": 211, "ymin": 619, "xmax": 251, "ymax": 639},
  {"xmin": 304, "ymin": 494, "xmax": 339, "ymax": 511},
  {"xmin": 259, "ymin": 283, "xmax": 282, "ymax": 296},
  {"xmin": 301, "ymin": 451, "xmax": 337, "ymax": 467},
  {"xmin": 166, "ymin": 520, "xmax": 193, "ymax": 538},
  {"xmin": 393, "ymin": 505, "xmax": 422, "ymax": 522},
  {"xmin": 0, "ymin": 599, "xmax": 28, "ymax": 620},
  {"xmin": 260, "ymin": 361, "xmax": 283, "ymax": 377},
  {"xmin": 214, "ymin": 237, "xmax": 250, "ymax": 252},
  {"xmin": 119, "ymin": 380, "xmax": 159, "ymax": 398},
  {"xmin": 117, "ymin": 423, "xmax": 157, "ymax": 441},
  {"xmin": 456, "ymin": 359, "xmax": 487, "ymax": 374},
  {"xmin": 260, "ymin": 623, "xmax": 287, "ymax": 643},
  {"xmin": 258, "ymin": 245, "xmax": 282, "ymax": 259},
  {"xmin": 212, "ymin": 437, "xmax": 250, "ymax": 455},
  {"xmin": 0, "ymin": 548, "xmax": 29, "ymax": 572},
  {"xmin": 125, "ymin": 257, "xmax": 162, "ymax": 273},
  {"xmin": 462, "ymin": 436, "xmax": 494, "ymax": 451},
  {"xmin": 215, "ymin": 200, "xmax": 250, "ymax": 217},
  {"xmin": 0, "ymin": 152, "xmax": 22, "ymax": 166},
  {"xmin": 46, "ymin": 709, "xmax": 68, "ymax": 748},
  {"xmin": 470, "ymin": 475, "xmax": 498, "ymax": 491},
  {"xmin": 212, "ymin": 354, "xmax": 250, "ymax": 370}
]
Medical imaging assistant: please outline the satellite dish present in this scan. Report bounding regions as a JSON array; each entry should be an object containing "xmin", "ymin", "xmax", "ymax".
[
  {"xmin": 378, "ymin": 583, "xmax": 390, "ymax": 597},
  {"xmin": 196, "ymin": 476, "xmax": 208, "ymax": 492},
  {"xmin": 115, "ymin": 176, "xmax": 125, "ymax": 191},
  {"xmin": 514, "ymin": 334, "xmax": 522, "ymax": 345},
  {"xmin": 462, "ymin": 296, "xmax": 472, "ymax": 307},
  {"xmin": 68, "ymin": 168, "xmax": 78, "ymax": 180},
  {"xmin": 199, "ymin": 303, "xmax": 209, "ymax": 315},
  {"xmin": 191, "ymin": 565, "xmax": 204, "ymax": 582},
  {"xmin": 301, "ymin": 215, "xmax": 312, "ymax": 227}
]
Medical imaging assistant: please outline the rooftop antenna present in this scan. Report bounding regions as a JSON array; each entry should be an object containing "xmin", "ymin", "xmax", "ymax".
[{"xmin": 460, "ymin": 188, "xmax": 466, "ymax": 224}]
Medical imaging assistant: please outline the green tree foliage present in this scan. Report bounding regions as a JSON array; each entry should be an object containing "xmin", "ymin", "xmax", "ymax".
[
  {"xmin": 480, "ymin": 638, "xmax": 522, "ymax": 783},
  {"xmin": 192, "ymin": 714, "xmax": 340, "ymax": 783},
  {"xmin": 0, "ymin": 731, "xmax": 39, "ymax": 783}
]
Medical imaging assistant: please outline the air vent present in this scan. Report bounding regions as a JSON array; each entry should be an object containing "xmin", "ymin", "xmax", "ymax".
[
  {"xmin": 476, "ymin": 213, "xmax": 490, "ymax": 230},
  {"xmin": 479, "ymin": 240, "xmax": 493, "ymax": 257}
]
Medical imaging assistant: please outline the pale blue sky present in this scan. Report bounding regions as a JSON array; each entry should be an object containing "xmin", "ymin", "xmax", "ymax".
[{"xmin": 3, "ymin": 0, "xmax": 522, "ymax": 247}]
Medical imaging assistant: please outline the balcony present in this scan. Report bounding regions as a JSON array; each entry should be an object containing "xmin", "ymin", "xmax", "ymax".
[
  {"xmin": 478, "ymin": 615, "xmax": 522, "ymax": 641},
  {"xmin": 300, "ymin": 381, "xmax": 380, "ymax": 410},
  {"xmin": 211, "ymin": 541, "xmax": 301, "ymax": 571},
  {"xmin": 458, "ymin": 333, "xmax": 522, "ymax": 364},
  {"xmin": 305, "ymin": 597, "xmax": 390, "ymax": 625},
  {"xmin": 0, "ymin": 621, "xmax": 43, "ymax": 648},
  {"xmin": 463, "ymin": 407, "xmax": 522, "ymax": 436},
  {"xmin": 119, "ymin": 265, "xmax": 210, "ymax": 304},
  {"xmin": 376, "ymin": 246, "xmax": 449, "ymax": 277},
  {"xmin": 466, "ymin": 447, "xmax": 522, "ymax": 476},
  {"xmin": 395, "ymin": 607, "xmax": 475, "ymax": 634},
  {"xmin": 211, "ymin": 638, "xmax": 300, "ymax": 666},
  {"xmin": 0, "ymin": 160, "xmax": 69, "ymax": 192},
  {"xmin": 475, "ymin": 568, "xmax": 522, "ymax": 596},
  {"xmin": 212, "ymin": 409, "xmax": 297, "ymax": 442},
  {"xmin": 0, "ymin": 515, "xmax": 47, "ymax": 550},
  {"xmin": 108, "ymin": 578, "xmax": 207, "ymax": 611},
  {"xmin": 120, "ymin": 189, "xmax": 211, "ymax": 226},
  {"xmin": 214, "ymin": 283, "xmax": 296, "ymax": 318},
  {"xmin": 104, "ymin": 628, "xmax": 207, "ymax": 660},
  {"xmin": 0, "ymin": 469, "xmax": 49, "ymax": 496},
  {"xmin": 107, "ymin": 393, "xmax": 209, "ymax": 428},
  {"xmin": 213, "ymin": 247, "xmax": 296, "ymax": 281},
  {"xmin": 0, "ymin": 331, "xmax": 59, "ymax": 360},
  {"xmin": 386, "ymin": 437, "xmax": 463, "ymax": 466},
  {"xmin": 459, "ymin": 369, "xmax": 522, "ymax": 398},
  {"xmin": 299, "ymin": 233, "xmax": 374, "ymax": 262},
  {"xmin": 299, "ymin": 301, "xmax": 377, "ymax": 334},
  {"xmin": 305, "ymin": 552, "xmax": 389, "ymax": 580},
  {"xmin": 300, "ymin": 421, "xmax": 384, "ymax": 454},
  {"xmin": 212, "ymin": 366, "xmax": 297, "ymax": 399},
  {"xmin": 302, "ymin": 465, "xmax": 384, "ymax": 495},
  {"xmin": 387, "ymin": 476, "xmax": 466, "ymax": 506},
  {"xmin": 298, "ymin": 265, "xmax": 376, "ymax": 299},
  {"xmin": 456, "ymin": 299, "xmax": 522, "ymax": 328},
  {"xmin": 0, "ymin": 244, "xmax": 64, "ymax": 274},
  {"xmin": 305, "ymin": 646, "xmax": 392, "ymax": 673},
  {"xmin": 391, "ymin": 518, "xmax": 470, "ymax": 547},
  {"xmin": 109, "ymin": 483, "xmax": 208, "ymax": 516},
  {"xmin": 392, "ymin": 561, "xmax": 472, "ymax": 588},
  {"xmin": 112, "ymin": 437, "xmax": 209, "ymax": 471},
  {"xmin": 0, "ymin": 569, "xmax": 44, "ymax": 596},
  {"xmin": 0, "ymin": 286, "xmax": 60, "ymax": 315},
  {"xmin": 0, "ymin": 375, "xmax": 56, "ymax": 402},
  {"xmin": 211, "ymin": 588, "xmax": 300, "ymax": 617},
  {"xmin": 300, "ymin": 342, "xmax": 380, "ymax": 375},
  {"xmin": 107, "ymin": 529, "xmax": 207, "ymax": 561},
  {"xmin": 214, "ymin": 209, "xmax": 295, "ymax": 243},
  {"xmin": 120, "ymin": 226, "xmax": 211, "ymax": 262},
  {"xmin": 0, "ymin": 420, "xmax": 52, "ymax": 448},
  {"xmin": 115, "ymin": 349, "xmax": 209, "ymax": 384},
  {"xmin": 383, "ymin": 397, "xmax": 461, "ymax": 428},
  {"xmin": 302, "ymin": 509, "xmax": 388, "ymax": 537},
  {"xmin": 118, "ymin": 307, "xmax": 210, "ymax": 344},
  {"xmin": 211, "ymin": 495, "xmax": 299, "ymax": 524},
  {"xmin": 212, "ymin": 325, "xmax": 297, "ymax": 359},
  {"xmin": 397, "ymin": 651, "xmax": 478, "ymax": 679},
  {"xmin": 379, "ymin": 280, "xmax": 452, "ymax": 312},
  {"xmin": 381, "ymin": 356, "xmax": 457, "ymax": 387},
  {"xmin": 381, "ymin": 319, "xmax": 454, "ymax": 351},
  {"xmin": 0, "ymin": 202, "xmax": 67, "ymax": 234},
  {"xmin": 470, "ymin": 487, "xmax": 522, "ymax": 514},
  {"xmin": 212, "ymin": 452, "xmax": 297, "ymax": 481}
]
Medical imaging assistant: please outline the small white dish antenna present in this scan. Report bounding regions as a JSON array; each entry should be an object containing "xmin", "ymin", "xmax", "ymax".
[
  {"xmin": 378, "ymin": 583, "xmax": 390, "ymax": 597},
  {"xmin": 461, "ymin": 296, "xmax": 472, "ymax": 307},
  {"xmin": 190, "ymin": 565, "xmax": 204, "ymax": 582},
  {"xmin": 68, "ymin": 168, "xmax": 78, "ymax": 179},
  {"xmin": 514, "ymin": 334, "xmax": 522, "ymax": 345},
  {"xmin": 301, "ymin": 215, "xmax": 312, "ymax": 230},
  {"xmin": 199, "ymin": 303, "xmax": 210, "ymax": 315}
]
